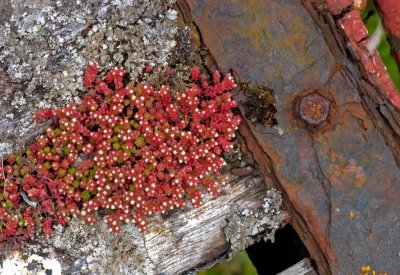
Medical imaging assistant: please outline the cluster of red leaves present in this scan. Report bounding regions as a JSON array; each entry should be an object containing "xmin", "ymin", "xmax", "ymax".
[{"xmin": 0, "ymin": 63, "xmax": 240, "ymax": 239}]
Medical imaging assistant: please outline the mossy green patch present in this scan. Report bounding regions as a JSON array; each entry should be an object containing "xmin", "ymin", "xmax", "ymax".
[{"xmin": 240, "ymin": 82, "xmax": 277, "ymax": 126}]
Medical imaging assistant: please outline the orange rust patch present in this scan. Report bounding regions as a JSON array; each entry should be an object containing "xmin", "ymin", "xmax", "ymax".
[{"xmin": 325, "ymin": 154, "xmax": 366, "ymax": 190}]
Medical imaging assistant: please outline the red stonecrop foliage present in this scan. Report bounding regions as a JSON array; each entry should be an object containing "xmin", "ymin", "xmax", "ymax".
[
  {"xmin": 0, "ymin": 63, "xmax": 240, "ymax": 239},
  {"xmin": 33, "ymin": 108, "xmax": 53, "ymax": 123}
]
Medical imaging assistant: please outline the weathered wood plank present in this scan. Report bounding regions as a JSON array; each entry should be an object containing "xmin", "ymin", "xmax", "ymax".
[
  {"xmin": 144, "ymin": 175, "xmax": 287, "ymax": 274},
  {"xmin": 278, "ymin": 258, "xmax": 317, "ymax": 275},
  {"xmin": 0, "ymin": 174, "xmax": 288, "ymax": 274}
]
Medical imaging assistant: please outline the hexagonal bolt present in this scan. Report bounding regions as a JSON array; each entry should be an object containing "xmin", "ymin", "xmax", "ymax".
[{"xmin": 297, "ymin": 92, "xmax": 331, "ymax": 125}]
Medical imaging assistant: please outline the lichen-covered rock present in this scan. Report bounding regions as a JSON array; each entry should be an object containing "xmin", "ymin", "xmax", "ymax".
[
  {"xmin": 49, "ymin": 221, "xmax": 155, "ymax": 274},
  {"xmin": 0, "ymin": 219, "xmax": 155, "ymax": 275},
  {"xmin": 0, "ymin": 0, "xmax": 179, "ymax": 155},
  {"xmin": 1, "ymin": 253, "xmax": 62, "ymax": 275}
]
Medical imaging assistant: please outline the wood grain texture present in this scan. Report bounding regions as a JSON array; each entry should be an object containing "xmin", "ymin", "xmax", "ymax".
[
  {"xmin": 278, "ymin": 259, "xmax": 317, "ymax": 275},
  {"xmin": 144, "ymin": 174, "xmax": 284, "ymax": 274}
]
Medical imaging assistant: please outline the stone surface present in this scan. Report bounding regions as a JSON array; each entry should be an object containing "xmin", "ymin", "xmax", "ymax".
[{"xmin": 185, "ymin": 0, "xmax": 400, "ymax": 274}]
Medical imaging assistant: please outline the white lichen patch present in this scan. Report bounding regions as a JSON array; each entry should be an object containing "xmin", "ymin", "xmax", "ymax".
[
  {"xmin": 0, "ymin": 0, "xmax": 179, "ymax": 153},
  {"xmin": 0, "ymin": 253, "xmax": 62, "ymax": 275},
  {"xmin": 223, "ymin": 188, "xmax": 288, "ymax": 257},
  {"xmin": 0, "ymin": 217, "xmax": 156, "ymax": 274},
  {"xmin": 46, "ymin": 218, "xmax": 155, "ymax": 274},
  {"xmin": 0, "ymin": 142, "xmax": 13, "ymax": 156}
]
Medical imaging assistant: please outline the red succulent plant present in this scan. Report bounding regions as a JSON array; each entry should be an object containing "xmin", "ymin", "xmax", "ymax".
[{"xmin": 0, "ymin": 63, "xmax": 240, "ymax": 240}]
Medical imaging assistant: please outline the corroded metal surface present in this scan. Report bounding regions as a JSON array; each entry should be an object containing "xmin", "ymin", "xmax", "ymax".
[{"xmin": 184, "ymin": 0, "xmax": 400, "ymax": 274}]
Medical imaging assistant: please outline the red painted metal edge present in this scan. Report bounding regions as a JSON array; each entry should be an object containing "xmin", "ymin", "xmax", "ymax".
[{"xmin": 340, "ymin": 10, "xmax": 400, "ymax": 109}]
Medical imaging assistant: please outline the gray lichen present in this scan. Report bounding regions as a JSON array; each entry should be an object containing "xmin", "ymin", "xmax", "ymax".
[
  {"xmin": 223, "ymin": 188, "xmax": 288, "ymax": 257},
  {"xmin": 1, "ymin": 253, "xmax": 62, "ymax": 275},
  {"xmin": 0, "ymin": 218, "xmax": 156, "ymax": 275},
  {"xmin": 0, "ymin": 0, "xmax": 179, "ymax": 155},
  {"xmin": 48, "ymin": 219, "xmax": 155, "ymax": 275}
]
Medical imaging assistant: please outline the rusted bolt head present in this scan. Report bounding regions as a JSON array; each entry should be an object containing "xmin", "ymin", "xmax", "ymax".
[{"xmin": 297, "ymin": 93, "xmax": 331, "ymax": 125}]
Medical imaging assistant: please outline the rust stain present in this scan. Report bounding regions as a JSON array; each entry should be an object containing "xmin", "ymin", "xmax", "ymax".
[
  {"xmin": 297, "ymin": 92, "xmax": 331, "ymax": 126},
  {"xmin": 324, "ymin": 151, "xmax": 366, "ymax": 190}
]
